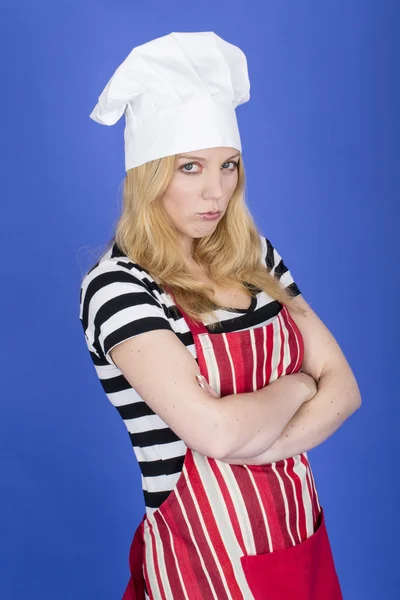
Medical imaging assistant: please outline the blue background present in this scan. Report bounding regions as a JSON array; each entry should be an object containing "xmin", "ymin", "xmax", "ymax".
[{"xmin": 1, "ymin": 1, "xmax": 399, "ymax": 598}]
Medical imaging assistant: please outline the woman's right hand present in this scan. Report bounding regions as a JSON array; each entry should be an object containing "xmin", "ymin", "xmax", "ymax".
[{"xmin": 196, "ymin": 374, "xmax": 220, "ymax": 398}]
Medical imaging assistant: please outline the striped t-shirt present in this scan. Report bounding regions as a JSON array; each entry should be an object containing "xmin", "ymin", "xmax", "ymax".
[{"xmin": 79, "ymin": 233, "xmax": 301, "ymax": 516}]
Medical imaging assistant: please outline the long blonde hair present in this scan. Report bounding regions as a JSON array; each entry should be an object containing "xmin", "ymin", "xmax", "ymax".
[{"xmin": 102, "ymin": 153, "xmax": 306, "ymax": 330}]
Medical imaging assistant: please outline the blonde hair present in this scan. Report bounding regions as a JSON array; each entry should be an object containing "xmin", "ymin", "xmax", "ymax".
[{"xmin": 103, "ymin": 153, "xmax": 306, "ymax": 331}]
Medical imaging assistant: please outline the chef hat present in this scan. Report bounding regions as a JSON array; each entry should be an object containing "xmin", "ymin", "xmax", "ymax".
[{"xmin": 89, "ymin": 31, "xmax": 250, "ymax": 171}]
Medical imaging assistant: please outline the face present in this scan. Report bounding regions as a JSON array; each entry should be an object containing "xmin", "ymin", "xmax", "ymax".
[{"xmin": 161, "ymin": 146, "xmax": 240, "ymax": 257}]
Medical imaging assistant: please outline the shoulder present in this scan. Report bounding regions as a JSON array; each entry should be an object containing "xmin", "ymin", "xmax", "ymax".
[
  {"xmin": 80, "ymin": 245, "xmax": 156, "ymax": 300},
  {"xmin": 258, "ymin": 232, "xmax": 301, "ymax": 297},
  {"xmin": 79, "ymin": 247, "xmax": 173, "ymax": 366},
  {"xmin": 258, "ymin": 233, "xmax": 282, "ymax": 271},
  {"xmin": 79, "ymin": 246, "xmax": 163, "ymax": 327}
]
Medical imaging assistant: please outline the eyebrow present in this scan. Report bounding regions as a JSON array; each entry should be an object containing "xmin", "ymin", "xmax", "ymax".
[{"xmin": 177, "ymin": 152, "xmax": 241, "ymax": 162}]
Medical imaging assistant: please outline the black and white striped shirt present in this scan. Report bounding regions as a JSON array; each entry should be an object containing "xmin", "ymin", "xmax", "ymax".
[{"xmin": 79, "ymin": 234, "xmax": 301, "ymax": 516}]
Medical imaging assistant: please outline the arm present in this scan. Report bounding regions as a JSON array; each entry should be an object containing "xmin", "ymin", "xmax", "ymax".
[
  {"xmin": 220, "ymin": 295, "xmax": 362, "ymax": 465},
  {"xmin": 81, "ymin": 263, "xmax": 318, "ymax": 460},
  {"xmin": 221, "ymin": 366, "xmax": 360, "ymax": 464},
  {"xmin": 210, "ymin": 372, "xmax": 316, "ymax": 459},
  {"xmin": 110, "ymin": 329, "xmax": 314, "ymax": 460}
]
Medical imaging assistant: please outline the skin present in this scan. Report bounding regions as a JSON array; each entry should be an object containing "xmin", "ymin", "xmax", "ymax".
[
  {"xmin": 160, "ymin": 147, "xmax": 361, "ymax": 463},
  {"xmin": 161, "ymin": 147, "xmax": 316, "ymax": 404},
  {"xmin": 162, "ymin": 146, "xmax": 241, "ymax": 263}
]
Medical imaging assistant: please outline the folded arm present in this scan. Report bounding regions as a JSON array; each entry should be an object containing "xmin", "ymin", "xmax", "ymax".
[{"xmin": 220, "ymin": 295, "xmax": 362, "ymax": 465}]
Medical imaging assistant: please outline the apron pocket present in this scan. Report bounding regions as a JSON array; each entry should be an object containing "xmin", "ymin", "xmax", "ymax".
[{"xmin": 240, "ymin": 507, "xmax": 343, "ymax": 600}]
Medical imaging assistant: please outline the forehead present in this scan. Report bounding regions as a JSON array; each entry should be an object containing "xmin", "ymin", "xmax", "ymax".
[{"xmin": 177, "ymin": 148, "xmax": 241, "ymax": 162}]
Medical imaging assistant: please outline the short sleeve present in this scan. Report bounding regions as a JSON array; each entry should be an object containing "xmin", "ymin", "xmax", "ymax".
[
  {"xmin": 262, "ymin": 235, "xmax": 302, "ymax": 298},
  {"xmin": 79, "ymin": 264, "xmax": 173, "ymax": 367}
]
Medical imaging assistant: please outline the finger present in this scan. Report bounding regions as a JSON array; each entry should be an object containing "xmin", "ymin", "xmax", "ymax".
[
  {"xmin": 196, "ymin": 375, "xmax": 220, "ymax": 398},
  {"xmin": 205, "ymin": 384, "xmax": 220, "ymax": 398}
]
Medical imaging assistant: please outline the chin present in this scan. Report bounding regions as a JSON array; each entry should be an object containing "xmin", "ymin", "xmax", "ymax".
[{"xmin": 192, "ymin": 223, "xmax": 219, "ymax": 237}]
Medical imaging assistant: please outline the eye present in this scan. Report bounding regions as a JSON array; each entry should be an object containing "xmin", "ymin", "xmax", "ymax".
[
  {"xmin": 222, "ymin": 161, "xmax": 239, "ymax": 171},
  {"xmin": 180, "ymin": 162, "xmax": 200, "ymax": 174},
  {"xmin": 179, "ymin": 160, "xmax": 239, "ymax": 175}
]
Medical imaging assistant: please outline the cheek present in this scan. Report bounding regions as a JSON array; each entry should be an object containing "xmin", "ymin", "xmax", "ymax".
[
  {"xmin": 163, "ymin": 179, "xmax": 196, "ymax": 212},
  {"xmin": 220, "ymin": 178, "xmax": 238, "ymax": 207},
  {"xmin": 162, "ymin": 190, "xmax": 189, "ymax": 220},
  {"xmin": 170, "ymin": 177, "xmax": 199, "ymax": 197},
  {"xmin": 229, "ymin": 172, "xmax": 239, "ymax": 192}
]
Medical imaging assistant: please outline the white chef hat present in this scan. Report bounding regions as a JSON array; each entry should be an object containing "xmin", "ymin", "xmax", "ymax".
[{"xmin": 89, "ymin": 31, "xmax": 250, "ymax": 171}]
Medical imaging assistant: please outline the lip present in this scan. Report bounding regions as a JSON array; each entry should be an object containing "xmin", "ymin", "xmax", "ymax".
[{"xmin": 198, "ymin": 211, "xmax": 221, "ymax": 221}]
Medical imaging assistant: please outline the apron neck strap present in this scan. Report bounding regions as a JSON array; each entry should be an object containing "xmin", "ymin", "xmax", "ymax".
[{"xmin": 164, "ymin": 286, "xmax": 209, "ymax": 335}]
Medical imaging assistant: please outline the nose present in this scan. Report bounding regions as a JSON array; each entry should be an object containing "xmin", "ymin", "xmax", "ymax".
[{"xmin": 201, "ymin": 171, "xmax": 225, "ymax": 206}]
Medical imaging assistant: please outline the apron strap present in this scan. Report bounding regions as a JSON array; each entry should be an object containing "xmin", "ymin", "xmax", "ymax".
[{"xmin": 163, "ymin": 286, "xmax": 209, "ymax": 335}]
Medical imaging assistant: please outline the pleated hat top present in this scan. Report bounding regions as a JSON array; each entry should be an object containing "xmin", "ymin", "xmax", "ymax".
[{"xmin": 89, "ymin": 31, "xmax": 251, "ymax": 170}]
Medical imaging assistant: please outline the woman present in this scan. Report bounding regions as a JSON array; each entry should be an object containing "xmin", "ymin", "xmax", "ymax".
[{"xmin": 80, "ymin": 31, "xmax": 361, "ymax": 599}]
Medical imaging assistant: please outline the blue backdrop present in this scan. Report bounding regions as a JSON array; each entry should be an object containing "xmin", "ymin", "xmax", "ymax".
[{"xmin": 1, "ymin": 1, "xmax": 399, "ymax": 598}]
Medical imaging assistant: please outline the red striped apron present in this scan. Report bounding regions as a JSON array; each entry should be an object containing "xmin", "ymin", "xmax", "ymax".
[{"xmin": 123, "ymin": 299, "xmax": 343, "ymax": 599}]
